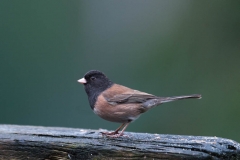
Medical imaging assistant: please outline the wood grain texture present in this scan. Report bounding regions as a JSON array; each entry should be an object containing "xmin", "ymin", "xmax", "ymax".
[{"xmin": 0, "ymin": 124, "xmax": 239, "ymax": 160}]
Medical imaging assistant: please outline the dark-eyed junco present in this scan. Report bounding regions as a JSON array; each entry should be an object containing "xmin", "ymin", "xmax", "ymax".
[{"xmin": 78, "ymin": 70, "xmax": 201, "ymax": 137}]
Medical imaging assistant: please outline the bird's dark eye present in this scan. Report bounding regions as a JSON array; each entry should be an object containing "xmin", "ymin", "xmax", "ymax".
[{"xmin": 90, "ymin": 76, "xmax": 96, "ymax": 81}]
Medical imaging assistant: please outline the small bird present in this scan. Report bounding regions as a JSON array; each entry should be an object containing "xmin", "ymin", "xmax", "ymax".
[{"xmin": 78, "ymin": 70, "xmax": 201, "ymax": 137}]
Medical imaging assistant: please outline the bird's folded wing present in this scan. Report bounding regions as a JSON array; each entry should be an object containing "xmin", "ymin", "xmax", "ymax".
[{"xmin": 106, "ymin": 94, "xmax": 157, "ymax": 104}]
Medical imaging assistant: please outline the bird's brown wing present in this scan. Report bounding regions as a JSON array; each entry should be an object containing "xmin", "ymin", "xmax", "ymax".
[
  {"xmin": 107, "ymin": 94, "xmax": 157, "ymax": 104},
  {"xmin": 102, "ymin": 84, "xmax": 157, "ymax": 104}
]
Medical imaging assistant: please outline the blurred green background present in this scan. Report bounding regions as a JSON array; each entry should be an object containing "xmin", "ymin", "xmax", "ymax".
[{"xmin": 1, "ymin": 1, "xmax": 240, "ymax": 142}]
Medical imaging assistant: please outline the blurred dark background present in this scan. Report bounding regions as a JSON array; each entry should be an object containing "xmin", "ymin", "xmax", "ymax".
[{"xmin": 1, "ymin": 1, "xmax": 240, "ymax": 142}]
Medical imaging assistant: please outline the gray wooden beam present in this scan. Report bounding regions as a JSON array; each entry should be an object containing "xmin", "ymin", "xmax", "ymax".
[{"xmin": 0, "ymin": 124, "xmax": 239, "ymax": 159}]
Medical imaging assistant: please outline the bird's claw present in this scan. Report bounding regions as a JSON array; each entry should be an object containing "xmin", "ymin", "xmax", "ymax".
[
  {"xmin": 107, "ymin": 133, "xmax": 124, "ymax": 138},
  {"xmin": 100, "ymin": 131, "xmax": 118, "ymax": 135},
  {"xmin": 101, "ymin": 132, "xmax": 129, "ymax": 138}
]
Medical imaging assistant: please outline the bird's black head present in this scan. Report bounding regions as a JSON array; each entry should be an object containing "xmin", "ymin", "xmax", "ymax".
[{"xmin": 78, "ymin": 70, "xmax": 113, "ymax": 109}]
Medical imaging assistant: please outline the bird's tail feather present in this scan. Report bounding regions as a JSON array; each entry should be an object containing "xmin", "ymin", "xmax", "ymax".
[
  {"xmin": 142, "ymin": 94, "xmax": 201, "ymax": 109},
  {"xmin": 159, "ymin": 94, "xmax": 201, "ymax": 103}
]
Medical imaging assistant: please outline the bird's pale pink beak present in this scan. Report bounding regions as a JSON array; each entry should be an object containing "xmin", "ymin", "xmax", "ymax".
[{"xmin": 78, "ymin": 78, "xmax": 87, "ymax": 84}]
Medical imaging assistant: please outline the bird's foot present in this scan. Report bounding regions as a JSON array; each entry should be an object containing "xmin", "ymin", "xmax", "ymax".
[
  {"xmin": 100, "ymin": 131, "xmax": 118, "ymax": 135},
  {"xmin": 106, "ymin": 133, "xmax": 129, "ymax": 138}
]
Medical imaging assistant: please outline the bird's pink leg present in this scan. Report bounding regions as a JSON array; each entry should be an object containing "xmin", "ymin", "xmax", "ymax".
[
  {"xmin": 108, "ymin": 122, "xmax": 130, "ymax": 138},
  {"xmin": 101, "ymin": 123, "xmax": 126, "ymax": 135}
]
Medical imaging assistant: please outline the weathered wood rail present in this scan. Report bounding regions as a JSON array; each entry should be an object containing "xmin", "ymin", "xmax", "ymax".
[{"xmin": 0, "ymin": 124, "xmax": 239, "ymax": 159}]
